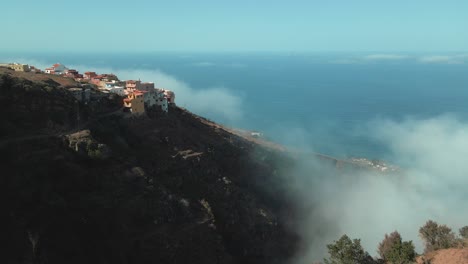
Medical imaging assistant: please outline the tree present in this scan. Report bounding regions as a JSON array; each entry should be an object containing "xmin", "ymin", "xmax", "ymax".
[
  {"xmin": 459, "ymin": 226, "xmax": 468, "ymax": 239},
  {"xmin": 386, "ymin": 240, "xmax": 416, "ymax": 264},
  {"xmin": 419, "ymin": 220, "xmax": 456, "ymax": 253},
  {"xmin": 378, "ymin": 231, "xmax": 416, "ymax": 264},
  {"xmin": 378, "ymin": 231, "xmax": 402, "ymax": 260},
  {"xmin": 324, "ymin": 234, "xmax": 375, "ymax": 264}
]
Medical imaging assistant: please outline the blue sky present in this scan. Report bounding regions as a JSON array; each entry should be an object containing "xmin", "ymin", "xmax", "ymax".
[{"xmin": 1, "ymin": 0, "xmax": 467, "ymax": 52}]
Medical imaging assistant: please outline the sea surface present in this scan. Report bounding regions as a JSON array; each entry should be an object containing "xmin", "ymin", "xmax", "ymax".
[{"xmin": 2, "ymin": 52, "xmax": 468, "ymax": 160}]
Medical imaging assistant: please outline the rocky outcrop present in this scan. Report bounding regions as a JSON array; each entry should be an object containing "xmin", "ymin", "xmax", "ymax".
[{"xmin": 64, "ymin": 129, "xmax": 111, "ymax": 159}]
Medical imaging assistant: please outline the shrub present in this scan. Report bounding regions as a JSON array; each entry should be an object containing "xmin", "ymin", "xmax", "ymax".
[
  {"xmin": 324, "ymin": 234, "xmax": 375, "ymax": 264},
  {"xmin": 419, "ymin": 220, "xmax": 456, "ymax": 253},
  {"xmin": 459, "ymin": 226, "xmax": 468, "ymax": 239}
]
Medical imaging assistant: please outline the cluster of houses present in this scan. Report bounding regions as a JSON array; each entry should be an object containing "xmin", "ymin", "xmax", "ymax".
[
  {"xmin": 45, "ymin": 63, "xmax": 175, "ymax": 114},
  {"xmin": 0, "ymin": 63, "xmax": 41, "ymax": 73},
  {"xmin": 0, "ymin": 62, "xmax": 176, "ymax": 114},
  {"xmin": 41, "ymin": 63, "xmax": 176, "ymax": 114}
]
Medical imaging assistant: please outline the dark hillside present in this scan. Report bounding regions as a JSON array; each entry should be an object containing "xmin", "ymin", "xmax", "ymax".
[{"xmin": 0, "ymin": 73, "xmax": 300, "ymax": 264}]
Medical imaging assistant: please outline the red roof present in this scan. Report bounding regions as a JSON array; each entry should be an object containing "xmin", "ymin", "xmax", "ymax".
[{"xmin": 53, "ymin": 63, "xmax": 61, "ymax": 68}]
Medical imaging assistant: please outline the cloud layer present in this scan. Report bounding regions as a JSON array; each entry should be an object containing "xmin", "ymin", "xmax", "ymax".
[
  {"xmin": 331, "ymin": 53, "xmax": 468, "ymax": 64},
  {"xmin": 419, "ymin": 54, "xmax": 468, "ymax": 64},
  {"xmin": 286, "ymin": 115, "xmax": 468, "ymax": 263}
]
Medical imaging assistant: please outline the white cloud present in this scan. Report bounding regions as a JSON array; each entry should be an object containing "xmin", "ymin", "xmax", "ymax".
[
  {"xmin": 419, "ymin": 54, "xmax": 468, "ymax": 64},
  {"xmin": 191, "ymin": 62, "xmax": 216, "ymax": 67},
  {"xmin": 287, "ymin": 115, "xmax": 468, "ymax": 263},
  {"xmin": 124, "ymin": 69, "xmax": 244, "ymax": 123},
  {"xmin": 329, "ymin": 53, "xmax": 468, "ymax": 65},
  {"xmin": 329, "ymin": 54, "xmax": 410, "ymax": 64},
  {"xmin": 363, "ymin": 54, "xmax": 410, "ymax": 60}
]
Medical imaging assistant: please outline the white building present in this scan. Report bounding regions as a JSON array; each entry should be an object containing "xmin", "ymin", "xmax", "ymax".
[
  {"xmin": 143, "ymin": 89, "xmax": 168, "ymax": 112},
  {"xmin": 108, "ymin": 86, "xmax": 126, "ymax": 96},
  {"xmin": 163, "ymin": 89, "xmax": 175, "ymax": 104},
  {"xmin": 45, "ymin": 63, "xmax": 68, "ymax": 74}
]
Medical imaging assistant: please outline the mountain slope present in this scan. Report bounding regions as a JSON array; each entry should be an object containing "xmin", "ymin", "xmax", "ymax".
[{"xmin": 0, "ymin": 72, "xmax": 299, "ymax": 264}]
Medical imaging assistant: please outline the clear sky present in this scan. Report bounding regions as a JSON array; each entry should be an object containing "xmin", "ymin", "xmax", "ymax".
[{"xmin": 1, "ymin": 0, "xmax": 467, "ymax": 52}]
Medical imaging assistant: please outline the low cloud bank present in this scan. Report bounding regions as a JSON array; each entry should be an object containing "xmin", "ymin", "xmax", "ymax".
[
  {"xmin": 331, "ymin": 53, "xmax": 468, "ymax": 64},
  {"xmin": 286, "ymin": 115, "xmax": 468, "ymax": 263},
  {"xmin": 364, "ymin": 54, "xmax": 410, "ymax": 61},
  {"xmin": 419, "ymin": 54, "xmax": 468, "ymax": 64}
]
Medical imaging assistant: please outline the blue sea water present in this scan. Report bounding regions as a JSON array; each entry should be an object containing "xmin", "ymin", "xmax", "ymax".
[{"xmin": 3, "ymin": 52, "xmax": 468, "ymax": 160}]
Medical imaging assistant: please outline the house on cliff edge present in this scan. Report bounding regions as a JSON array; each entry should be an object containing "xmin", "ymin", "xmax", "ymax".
[{"xmin": 123, "ymin": 91, "xmax": 145, "ymax": 114}]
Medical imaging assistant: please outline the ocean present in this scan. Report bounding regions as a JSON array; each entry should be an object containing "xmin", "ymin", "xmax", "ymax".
[{"xmin": 3, "ymin": 52, "xmax": 468, "ymax": 160}]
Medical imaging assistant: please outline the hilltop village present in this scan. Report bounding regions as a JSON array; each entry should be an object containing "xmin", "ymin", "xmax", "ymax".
[
  {"xmin": 0, "ymin": 62, "xmax": 399, "ymax": 173},
  {"xmin": 0, "ymin": 62, "xmax": 175, "ymax": 114}
]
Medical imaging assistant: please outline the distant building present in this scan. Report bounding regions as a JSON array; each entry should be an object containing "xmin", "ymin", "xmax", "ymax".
[
  {"xmin": 90, "ymin": 76, "xmax": 106, "ymax": 88},
  {"xmin": 123, "ymin": 91, "xmax": 145, "ymax": 114},
  {"xmin": 29, "ymin": 66, "xmax": 42, "ymax": 73},
  {"xmin": 74, "ymin": 74, "xmax": 84, "ymax": 81},
  {"xmin": 163, "ymin": 89, "xmax": 175, "ymax": 104},
  {"xmin": 101, "ymin": 74, "xmax": 119, "ymax": 82},
  {"xmin": 140, "ymin": 82, "xmax": 155, "ymax": 91},
  {"xmin": 84, "ymin": 72, "xmax": 97, "ymax": 80},
  {"xmin": 45, "ymin": 63, "xmax": 68, "ymax": 74},
  {"xmin": 143, "ymin": 89, "xmax": 168, "ymax": 112},
  {"xmin": 1, "ymin": 63, "xmax": 31, "ymax": 72},
  {"xmin": 9, "ymin": 63, "xmax": 30, "ymax": 72},
  {"xmin": 105, "ymin": 80, "xmax": 126, "ymax": 89},
  {"xmin": 126, "ymin": 80, "xmax": 141, "ymax": 91},
  {"xmin": 108, "ymin": 86, "xmax": 126, "ymax": 96},
  {"xmin": 64, "ymin": 69, "xmax": 81, "ymax": 78}
]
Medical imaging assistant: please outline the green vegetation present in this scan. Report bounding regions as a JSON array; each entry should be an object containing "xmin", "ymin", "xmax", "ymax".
[
  {"xmin": 378, "ymin": 231, "xmax": 415, "ymax": 264},
  {"xmin": 459, "ymin": 226, "xmax": 468, "ymax": 239},
  {"xmin": 419, "ymin": 220, "xmax": 456, "ymax": 253},
  {"xmin": 324, "ymin": 234, "xmax": 374, "ymax": 264},
  {"xmin": 325, "ymin": 220, "xmax": 467, "ymax": 264}
]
